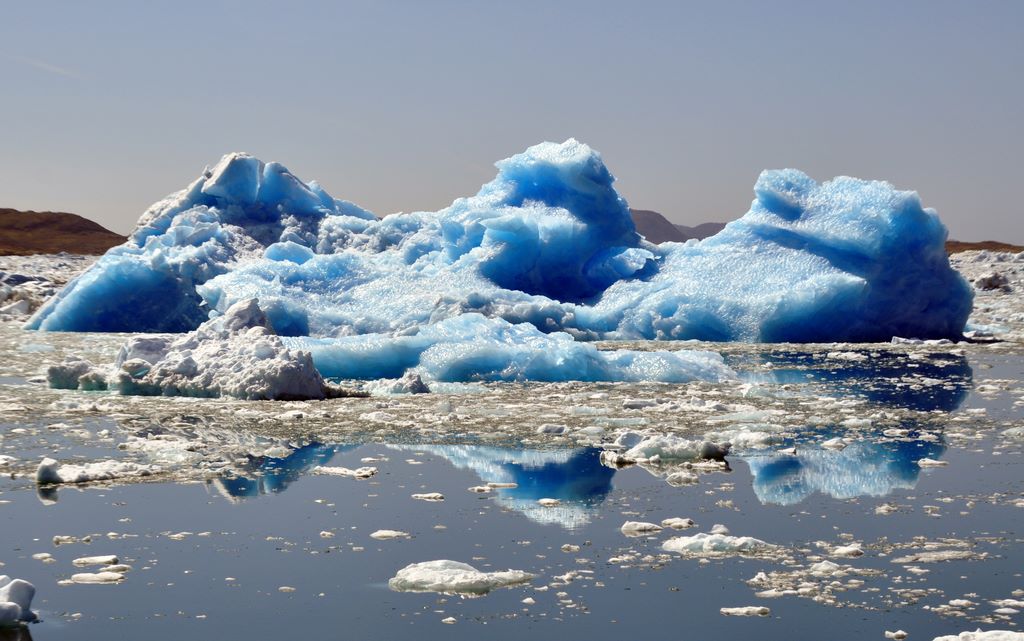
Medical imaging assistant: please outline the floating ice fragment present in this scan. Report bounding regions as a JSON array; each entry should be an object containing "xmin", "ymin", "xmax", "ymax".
[
  {"xmin": 821, "ymin": 437, "xmax": 848, "ymax": 451},
  {"xmin": 536, "ymin": 424, "xmax": 568, "ymax": 435},
  {"xmin": 932, "ymin": 632, "xmax": 1024, "ymax": 641},
  {"xmin": 72, "ymin": 555, "xmax": 118, "ymax": 567},
  {"xmin": 45, "ymin": 299, "xmax": 357, "ymax": 401},
  {"xmin": 411, "ymin": 493, "xmax": 444, "ymax": 501},
  {"xmin": 313, "ymin": 465, "xmax": 377, "ymax": 479},
  {"xmin": 370, "ymin": 530, "xmax": 410, "ymax": 540},
  {"xmin": 917, "ymin": 458, "xmax": 948, "ymax": 468},
  {"xmin": 661, "ymin": 517, "xmax": 696, "ymax": 529},
  {"xmin": 662, "ymin": 532, "xmax": 774, "ymax": 556},
  {"xmin": 604, "ymin": 433, "xmax": 730, "ymax": 464},
  {"xmin": 891, "ymin": 550, "xmax": 979, "ymax": 564},
  {"xmin": 388, "ymin": 560, "xmax": 534, "ymax": 596},
  {"xmin": 620, "ymin": 521, "xmax": 663, "ymax": 536},
  {"xmin": 36, "ymin": 458, "xmax": 157, "ymax": 485},
  {"xmin": 0, "ymin": 577, "xmax": 37, "ymax": 625},
  {"xmin": 67, "ymin": 572, "xmax": 124, "ymax": 585},
  {"xmin": 720, "ymin": 606, "xmax": 770, "ymax": 617}
]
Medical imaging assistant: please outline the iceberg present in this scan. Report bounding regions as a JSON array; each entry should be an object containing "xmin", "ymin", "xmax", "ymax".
[
  {"xmin": 28, "ymin": 140, "xmax": 972, "ymax": 384},
  {"xmin": 48, "ymin": 299, "xmax": 351, "ymax": 400},
  {"xmin": 287, "ymin": 313, "xmax": 735, "ymax": 383}
]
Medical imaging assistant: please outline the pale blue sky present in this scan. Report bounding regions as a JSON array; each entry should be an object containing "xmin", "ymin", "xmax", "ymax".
[{"xmin": 2, "ymin": 0, "xmax": 1022, "ymax": 240}]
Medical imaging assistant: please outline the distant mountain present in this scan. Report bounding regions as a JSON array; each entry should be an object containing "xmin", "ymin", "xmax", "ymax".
[
  {"xmin": 629, "ymin": 209, "xmax": 690, "ymax": 243},
  {"xmin": 674, "ymin": 221, "xmax": 727, "ymax": 239},
  {"xmin": 946, "ymin": 240, "xmax": 1024, "ymax": 254},
  {"xmin": 629, "ymin": 209, "xmax": 727, "ymax": 244},
  {"xmin": 5, "ymin": 204, "xmax": 1010, "ymax": 258},
  {"xmin": 0, "ymin": 208, "xmax": 126, "ymax": 255}
]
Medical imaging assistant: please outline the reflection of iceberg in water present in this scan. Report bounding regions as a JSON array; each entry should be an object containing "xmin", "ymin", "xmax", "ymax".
[
  {"xmin": 391, "ymin": 445, "xmax": 614, "ymax": 528},
  {"xmin": 210, "ymin": 443, "xmax": 350, "ymax": 500},
  {"xmin": 745, "ymin": 350, "xmax": 972, "ymax": 412},
  {"xmin": 0, "ymin": 627, "xmax": 33, "ymax": 641},
  {"xmin": 742, "ymin": 437, "xmax": 945, "ymax": 505}
]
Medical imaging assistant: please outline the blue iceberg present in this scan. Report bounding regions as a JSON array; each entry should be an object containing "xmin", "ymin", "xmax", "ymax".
[
  {"xmin": 286, "ymin": 313, "xmax": 734, "ymax": 383},
  {"xmin": 28, "ymin": 140, "xmax": 972, "ymax": 383}
]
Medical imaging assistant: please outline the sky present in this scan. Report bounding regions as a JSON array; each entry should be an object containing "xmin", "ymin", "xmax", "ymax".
[{"xmin": 1, "ymin": 0, "xmax": 1022, "ymax": 241}]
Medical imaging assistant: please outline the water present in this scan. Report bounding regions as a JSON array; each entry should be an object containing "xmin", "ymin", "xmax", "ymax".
[{"xmin": 2, "ymin": 322, "xmax": 1023, "ymax": 640}]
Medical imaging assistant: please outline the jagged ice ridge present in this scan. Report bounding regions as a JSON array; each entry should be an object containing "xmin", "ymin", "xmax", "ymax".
[{"xmin": 28, "ymin": 140, "xmax": 972, "ymax": 384}]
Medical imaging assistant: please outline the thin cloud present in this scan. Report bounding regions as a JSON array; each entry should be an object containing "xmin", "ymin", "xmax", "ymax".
[{"xmin": 8, "ymin": 54, "xmax": 85, "ymax": 80}]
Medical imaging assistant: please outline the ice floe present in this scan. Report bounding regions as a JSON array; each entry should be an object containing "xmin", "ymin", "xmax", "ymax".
[
  {"xmin": 933, "ymin": 632, "xmax": 1024, "ymax": 641},
  {"xmin": 388, "ymin": 560, "xmax": 534, "ymax": 596},
  {"xmin": 36, "ymin": 457, "xmax": 158, "ymax": 485},
  {"xmin": 720, "ymin": 606, "xmax": 770, "ymax": 616},
  {"xmin": 662, "ymin": 532, "xmax": 775, "ymax": 556}
]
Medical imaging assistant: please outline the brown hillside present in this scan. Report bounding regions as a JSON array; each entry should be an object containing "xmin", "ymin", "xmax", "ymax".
[
  {"xmin": 946, "ymin": 240, "xmax": 1024, "ymax": 254},
  {"xmin": 0, "ymin": 208, "xmax": 126, "ymax": 255},
  {"xmin": 629, "ymin": 209, "xmax": 690, "ymax": 243}
]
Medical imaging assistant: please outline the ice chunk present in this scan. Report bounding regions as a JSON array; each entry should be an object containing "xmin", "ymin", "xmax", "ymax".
[
  {"xmin": 67, "ymin": 572, "xmax": 125, "ymax": 585},
  {"xmin": 0, "ymin": 578, "xmax": 37, "ymax": 624},
  {"xmin": 831, "ymin": 544, "xmax": 864, "ymax": 558},
  {"xmin": 932, "ymin": 633, "xmax": 1024, "ymax": 641},
  {"xmin": 720, "ymin": 606, "xmax": 770, "ymax": 616},
  {"xmin": 369, "ymin": 530, "xmax": 410, "ymax": 540},
  {"xmin": 53, "ymin": 299, "xmax": 338, "ymax": 401},
  {"xmin": 288, "ymin": 314, "xmax": 736, "ymax": 384},
  {"xmin": 314, "ymin": 466, "xmax": 377, "ymax": 479},
  {"xmin": 36, "ymin": 457, "xmax": 157, "ymax": 485},
  {"xmin": 662, "ymin": 532, "xmax": 775, "ymax": 556},
  {"xmin": 620, "ymin": 521, "xmax": 663, "ymax": 536},
  {"xmin": 661, "ymin": 517, "xmax": 696, "ymax": 529},
  {"xmin": 411, "ymin": 493, "xmax": 444, "ymax": 501},
  {"xmin": 388, "ymin": 560, "xmax": 534, "ymax": 595},
  {"xmin": 47, "ymin": 357, "xmax": 98, "ymax": 390},
  {"xmin": 0, "ymin": 603, "xmax": 22, "ymax": 628},
  {"xmin": 605, "ymin": 434, "xmax": 730, "ymax": 463},
  {"xmin": 27, "ymin": 153, "xmax": 374, "ymax": 333},
  {"xmin": 72, "ymin": 555, "xmax": 118, "ymax": 567}
]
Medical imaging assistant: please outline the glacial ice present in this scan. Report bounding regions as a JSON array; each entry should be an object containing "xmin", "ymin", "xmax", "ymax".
[
  {"xmin": 932, "ymin": 633, "xmax": 1024, "ymax": 641},
  {"xmin": 0, "ymin": 576, "xmax": 37, "ymax": 626},
  {"xmin": 36, "ymin": 457, "xmax": 158, "ymax": 485},
  {"xmin": 388, "ymin": 560, "xmax": 534, "ymax": 596},
  {"xmin": 662, "ymin": 532, "xmax": 775, "ymax": 556},
  {"xmin": 287, "ymin": 314, "xmax": 735, "ymax": 383},
  {"xmin": 27, "ymin": 140, "xmax": 973, "ymax": 385},
  {"xmin": 47, "ymin": 299, "xmax": 341, "ymax": 400}
]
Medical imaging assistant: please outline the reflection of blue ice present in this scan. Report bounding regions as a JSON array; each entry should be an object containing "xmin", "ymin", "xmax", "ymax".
[
  {"xmin": 211, "ymin": 443, "xmax": 351, "ymax": 499},
  {"xmin": 391, "ymin": 445, "xmax": 614, "ymax": 528},
  {"xmin": 742, "ymin": 351, "xmax": 972, "ymax": 412},
  {"xmin": 742, "ymin": 436, "xmax": 945, "ymax": 505}
]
